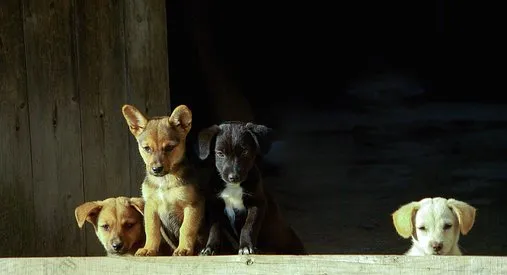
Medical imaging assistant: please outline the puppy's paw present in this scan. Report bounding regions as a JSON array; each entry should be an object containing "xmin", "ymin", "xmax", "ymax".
[
  {"xmin": 199, "ymin": 246, "xmax": 217, "ymax": 256},
  {"xmin": 135, "ymin": 248, "xmax": 157, "ymax": 256},
  {"xmin": 238, "ymin": 245, "xmax": 256, "ymax": 255},
  {"xmin": 173, "ymin": 247, "xmax": 193, "ymax": 256}
]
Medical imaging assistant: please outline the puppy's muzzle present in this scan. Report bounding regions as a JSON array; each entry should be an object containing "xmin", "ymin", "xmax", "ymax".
[{"xmin": 431, "ymin": 241, "xmax": 443, "ymax": 254}]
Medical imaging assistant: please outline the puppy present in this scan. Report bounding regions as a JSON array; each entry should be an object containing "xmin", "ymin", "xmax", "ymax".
[
  {"xmin": 122, "ymin": 104, "xmax": 206, "ymax": 256},
  {"xmin": 75, "ymin": 197, "xmax": 145, "ymax": 256},
  {"xmin": 198, "ymin": 121, "xmax": 307, "ymax": 255},
  {"xmin": 392, "ymin": 197, "xmax": 476, "ymax": 256}
]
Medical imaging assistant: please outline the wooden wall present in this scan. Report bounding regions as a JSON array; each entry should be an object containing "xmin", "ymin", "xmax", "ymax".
[{"xmin": 0, "ymin": 0, "xmax": 170, "ymax": 257}]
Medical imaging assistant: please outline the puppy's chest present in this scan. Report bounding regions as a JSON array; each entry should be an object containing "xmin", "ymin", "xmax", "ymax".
[
  {"xmin": 143, "ymin": 176, "xmax": 190, "ymax": 210},
  {"xmin": 219, "ymin": 184, "xmax": 246, "ymax": 223}
]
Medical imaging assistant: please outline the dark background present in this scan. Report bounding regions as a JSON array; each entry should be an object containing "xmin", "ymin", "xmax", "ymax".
[{"xmin": 166, "ymin": 0, "xmax": 507, "ymax": 254}]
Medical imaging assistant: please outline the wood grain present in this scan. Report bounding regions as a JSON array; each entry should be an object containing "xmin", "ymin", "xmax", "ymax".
[
  {"xmin": 22, "ymin": 0, "xmax": 85, "ymax": 256},
  {"xmin": 0, "ymin": 0, "xmax": 35, "ymax": 257},
  {"xmin": 1, "ymin": 255, "xmax": 506, "ymax": 275}
]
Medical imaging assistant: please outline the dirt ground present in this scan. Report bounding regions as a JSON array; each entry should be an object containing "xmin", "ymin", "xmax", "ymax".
[{"xmin": 261, "ymin": 99, "xmax": 507, "ymax": 255}]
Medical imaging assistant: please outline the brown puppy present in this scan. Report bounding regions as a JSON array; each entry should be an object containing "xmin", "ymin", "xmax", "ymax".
[
  {"xmin": 122, "ymin": 104, "xmax": 205, "ymax": 256},
  {"xmin": 75, "ymin": 197, "xmax": 145, "ymax": 256}
]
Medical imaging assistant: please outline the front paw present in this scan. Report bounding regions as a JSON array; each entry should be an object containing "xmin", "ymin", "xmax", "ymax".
[
  {"xmin": 173, "ymin": 246, "xmax": 193, "ymax": 256},
  {"xmin": 238, "ymin": 245, "xmax": 256, "ymax": 255},
  {"xmin": 199, "ymin": 246, "xmax": 217, "ymax": 256},
  {"xmin": 135, "ymin": 248, "xmax": 157, "ymax": 256}
]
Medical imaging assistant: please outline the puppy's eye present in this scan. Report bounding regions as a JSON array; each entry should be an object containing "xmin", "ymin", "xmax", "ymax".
[
  {"xmin": 164, "ymin": 145, "xmax": 175, "ymax": 153},
  {"xmin": 101, "ymin": 224, "xmax": 110, "ymax": 231},
  {"xmin": 443, "ymin": 223, "xmax": 452, "ymax": 230},
  {"xmin": 241, "ymin": 150, "xmax": 249, "ymax": 156},
  {"xmin": 417, "ymin": 226, "xmax": 426, "ymax": 231},
  {"xmin": 143, "ymin": 146, "xmax": 151, "ymax": 153},
  {"xmin": 215, "ymin": 151, "xmax": 225, "ymax": 158},
  {"xmin": 124, "ymin": 223, "xmax": 135, "ymax": 229}
]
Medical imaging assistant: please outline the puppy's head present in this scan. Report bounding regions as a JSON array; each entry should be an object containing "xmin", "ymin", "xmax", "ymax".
[
  {"xmin": 392, "ymin": 197, "xmax": 476, "ymax": 255},
  {"xmin": 122, "ymin": 104, "xmax": 192, "ymax": 176},
  {"xmin": 75, "ymin": 197, "xmax": 145, "ymax": 255},
  {"xmin": 198, "ymin": 122, "xmax": 273, "ymax": 184}
]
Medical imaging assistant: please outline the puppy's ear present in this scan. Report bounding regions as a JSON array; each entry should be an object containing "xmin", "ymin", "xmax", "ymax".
[
  {"xmin": 392, "ymin": 201, "xmax": 419, "ymax": 239},
  {"xmin": 169, "ymin": 105, "xmax": 192, "ymax": 132},
  {"xmin": 75, "ymin": 201, "xmax": 103, "ymax": 229},
  {"xmin": 246, "ymin": 123, "xmax": 274, "ymax": 155},
  {"xmin": 122, "ymin": 104, "xmax": 148, "ymax": 137},
  {"xmin": 198, "ymin": 125, "xmax": 220, "ymax": 160},
  {"xmin": 129, "ymin": 197, "xmax": 145, "ymax": 216},
  {"xmin": 447, "ymin": 199, "xmax": 476, "ymax": 235}
]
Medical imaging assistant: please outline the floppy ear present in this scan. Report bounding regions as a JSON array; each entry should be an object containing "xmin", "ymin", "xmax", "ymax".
[
  {"xmin": 447, "ymin": 199, "xmax": 476, "ymax": 235},
  {"xmin": 122, "ymin": 104, "xmax": 148, "ymax": 137},
  {"xmin": 75, "ymin": 201, "xmax": 103, "ymax": 229},
  {"xmin": 246, "ymin": 122, "xmax": 274, "ymax": 155},
  {"xmin": 129, "ymin": 197, "xmax": 145, "ymax": 216},
  {"xmin": 392, "ymin": 201, "xmax": 419, "ymax": 239},
  {"xmin": 197, "ymin": 125, "xmax": 220, "ymax": 160},
  {"xmin": 169, "ymin": 105, "xmax": 192, "ymax": 133}
]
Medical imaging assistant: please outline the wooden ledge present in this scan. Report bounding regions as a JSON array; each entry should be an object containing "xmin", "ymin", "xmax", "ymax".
[{"xmin": 1, "ymin": 255, "xmax": 506, "ymax": 274}]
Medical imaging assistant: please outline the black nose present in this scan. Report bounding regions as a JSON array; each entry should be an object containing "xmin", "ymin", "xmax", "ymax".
[
  {"xmin": 431, "ymin": 242, "xmax": 443, "ymax": 252},
  {"xmin": 152, "ymin": 166, "xmax": 163, "ymax": 174},
  {"xmin": 112, "ymin": 242, "xmax": 123, "ymax": 251},
  {"xmin": 228, "ymin": 173, "xmax": 240, "ymax": 182}
]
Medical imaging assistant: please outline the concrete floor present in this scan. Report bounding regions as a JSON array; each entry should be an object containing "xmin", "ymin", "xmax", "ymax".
[{"xmin": 261, "ymin": 100, "xmax": 507, "ymax": 255}]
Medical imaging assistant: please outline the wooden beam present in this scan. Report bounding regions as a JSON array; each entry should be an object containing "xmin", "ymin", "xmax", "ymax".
[{"xmin": 1, "ymin": 255, "xmax": 506, "ymax": 274}]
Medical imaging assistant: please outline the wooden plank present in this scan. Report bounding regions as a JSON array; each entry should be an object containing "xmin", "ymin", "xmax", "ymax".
[
  {"xmin": 22, "ymin": 0, "xmax": 85, "ymax": 256},
  {"xmin": 1, "ymin": 255, "xmax": 506, "ymax": 274},
  {"xmin": 75, "ymin": 0, "xmax": 130, "ymax": 256},
  {"xmin": 123, "ymin": 0, "xmax": 171, "ymax": 196},
  {"xmin": 0, "ymin": 0, "xmax": 35, "ymax": 257}
]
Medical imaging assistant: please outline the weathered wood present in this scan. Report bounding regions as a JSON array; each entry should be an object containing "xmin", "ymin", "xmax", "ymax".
[
  {"xmin": 75, "ymin": 0, "xmax": 131, "ymax": 256},
  {"xmin": 22, "ymin": 0, "xmax": 84, "ymax": 256},
  {"xmin": 0, "ymin": 255, "xmax": 506, "ymax": 275},
  {"xmin": 124, "ymin": 0, "xmax": 171, "ymax": 196},
  {"xmin": 0, "ymin": 0, "xmax": 35, "ymax": 257}
]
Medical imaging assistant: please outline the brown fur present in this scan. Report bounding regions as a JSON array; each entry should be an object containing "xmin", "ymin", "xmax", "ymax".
[
  {"xmin": 122, "ymin": 104, "xmax": 205, "ymax": 256},
  {"xmin": 75, "ymin": 197, "xmax": 146, "ymax": 256}
]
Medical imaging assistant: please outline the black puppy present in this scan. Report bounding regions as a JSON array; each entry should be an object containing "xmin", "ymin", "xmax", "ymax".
[{"xmin": 198, "ymin": 121, "xmax": 306, "ymax": 255}]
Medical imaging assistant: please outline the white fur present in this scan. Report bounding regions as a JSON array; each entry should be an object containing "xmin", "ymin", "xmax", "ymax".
[
  {"xmin": 393, "ymin": 197, "xmax": 476, "ymax": 256},
  {"xmin": 219, "ymin": 183, "xmax": 245, "ymax": 225}
]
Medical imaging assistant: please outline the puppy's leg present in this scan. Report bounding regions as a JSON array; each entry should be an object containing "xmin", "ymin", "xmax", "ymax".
[
  {"xmin": 135, "ymin": 200, "xmax": 161, "ymax": 256},
  {"xmin": 200, "ymin": 221, "xmax": 221, "ymax": 256},
  {"xmin": 174, "ymin": 200, "xmax": 205, "ymax": 256},
  {"xmin": 239, "ymin": 201, "xmax": 266, "ymax": 255}
]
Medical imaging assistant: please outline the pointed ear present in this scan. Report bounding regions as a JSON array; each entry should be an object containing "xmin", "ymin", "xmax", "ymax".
[
  {"xmin": 392, "ymin": 201, "xmax": 419, "ymax": 239},
  {"xmin": 169, "ymin": 105, "xmax": 192, "ymax": 133},
  {"xmin": 129, "ymin": 197, "xmax": 145, "ymax": 216},
  {"xmin": 122, "ymin": 104, "xmax": 148, "ymax": 137},
  {"xmin": 198, "ymin": 125, "xmax": 220, "ymax": 160},
  {"xmin": 245, "ymin": 123, "xmax": 274, "ymax": 155},
  {"xmin": 75, "ymin": 201, "xmax": 103, "ymax": 229},
  {"xmin": 447, "ymin": 199, "xmax": 476, "ymax": 235}
]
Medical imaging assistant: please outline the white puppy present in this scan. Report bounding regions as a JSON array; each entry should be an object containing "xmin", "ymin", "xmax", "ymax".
[{"xmin": 392, "ymin": 197, "xmax": 476, "ymax": 256}]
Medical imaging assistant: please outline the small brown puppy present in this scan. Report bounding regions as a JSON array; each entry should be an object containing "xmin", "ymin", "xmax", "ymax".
[
  {"xmin": 122, "ymin": 104, "xmax": 205, "ymax": 256},
  {"xmin": 75, "ymin": 197, "xmax": 145, "ymax": 256}
]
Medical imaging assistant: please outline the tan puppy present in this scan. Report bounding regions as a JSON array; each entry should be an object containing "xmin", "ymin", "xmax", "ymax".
[
  {"xmin": 392, "ymin": 197, "xmax": 476, "ymax": 256},
  {"xmin": 75, "ymin": 197, "xmax": 145, "ymax": 256},
  {"xmin": 122, "ymin": 104, "xmax": 206, "ymax": 256}
]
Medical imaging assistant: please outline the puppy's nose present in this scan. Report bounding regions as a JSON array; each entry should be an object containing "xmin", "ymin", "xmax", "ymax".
[
  {"xmin": 152, "ymin": 166, "xmax": 163, "ymax": 174},
  {"xmin": 228, "ymin": 173, "xmax": 240, "ymax": 182},
  {"xmin": 112, "ymin": 241, "xmax": 124, "ymax": 251},
  {"xmin": 431, "ymin": 241, "xmax": 443, "ymax": 252}
]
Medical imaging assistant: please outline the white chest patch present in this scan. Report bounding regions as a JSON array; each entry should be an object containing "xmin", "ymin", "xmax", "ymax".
[{"xmin": 219, "ymin": 184, "xmax": 245, "ymax": 226}]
